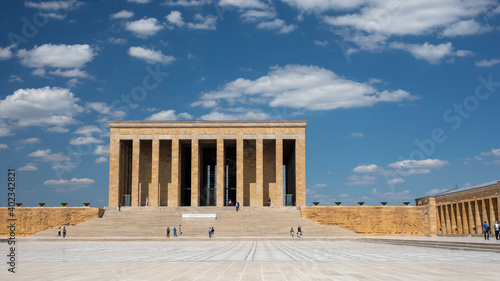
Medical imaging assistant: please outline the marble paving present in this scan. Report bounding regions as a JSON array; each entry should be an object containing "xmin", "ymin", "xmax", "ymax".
[{"xmin": 2, "ymin": 240, "xmax": 499, "ymax": 280}]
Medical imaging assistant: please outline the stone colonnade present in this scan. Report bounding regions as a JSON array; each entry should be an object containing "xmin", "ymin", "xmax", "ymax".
[
  {"xmin": 108, "ymin": 121, "xmax": 306, "ymax": 207},
  {"xmin": 417, "ymin": 181, "xmax": 500, "ymax": 235}
]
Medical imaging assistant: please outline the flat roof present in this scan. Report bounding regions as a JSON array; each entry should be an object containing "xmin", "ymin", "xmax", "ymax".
[
  {"xmin": 109, "ymin": 120, "xmax": 307, "ymax": 129},
  {"xmin": 421, "ymin": 180, "xmax": 500, "ymax": 198}
]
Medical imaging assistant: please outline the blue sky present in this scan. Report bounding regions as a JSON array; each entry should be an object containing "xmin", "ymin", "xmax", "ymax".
[{"xmin": 1, "ymin": 0, "xmax": 499, "ymax": 208}]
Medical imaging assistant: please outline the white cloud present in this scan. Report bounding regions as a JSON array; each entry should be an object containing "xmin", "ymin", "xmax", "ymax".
[
  {"xmin": 455, "ymin": 50, "xmax": 474, "ymax": 57},
  {"xmin": 44, "ymin": 177, "xmax": 95, "ymax": 185},
  {"xmin": 200, "ymin": 110, "xmax": 271, "ymax": 121},
  {"xmin": 256, "ymin": 19, "xmax": 296, "ymax": 34},
  {"xmin": 0, "ymin": 144, "xmax": 8, "ymax": 149},
  {"xmin": 19, "ymin": 137, "xmax": 41, "ymax": 145},
  {"xmin": 282, "ymin": 0, "xmax": 366, "ymax": 12},
  {"xmin": 0, "ymin": 123, "xmax": 14, "ymax": 137},
  {"xmin": 94, "ymin": 157, "xmax": 108, "ymax": 163},
  {"xmin": 70, "ymin": 136, "xmax": 103, "ymax": 145},
  {"xmin": 164, "ymin": 0, "xmax": 207, "ymax": 6},
  {"xmin": 39, "ymin": 12, "xmax": 66, "ymax": 20},
  {"xmin": 475, "ymin": 58, "xmax": 500, "ymax": 67},
  {"xmin": 46, "ymin": 126, "xmax": 70, "ymax": 133},
  {"xmin": 0, "ymin": 87, "xmax": 82, "ymax": 128},
  {"xmin": 145, "ymin": 110, "xmax": 193, "ymax": 121},
  {"xmin": 387, "ymin": 178, "xmax": 405, "ymax": 185},
  {"xmin": 345, "ymin": 175, "xmax": 377, "ymax": 185},
  {"xmin": 353, "ymin": 164, "xmax": 382, "ymax": 173},
  {"xmin": 187, "ymin": 14, "xmax": 217, "ymax": 30},
  {"xmin": 126, "ymin": 18, "xmax": 163, "ymax": 37},
  {"xmin": 128, "ymin": 0, "xmax": 151, "ymax": 3},
  {"xmin": 108, "ymin": 37, "xmax": 127, "ymax": 44},
  {"xmin": 241, "ymin": 10, "xmax": 276, "ymax": 22},
  {"xmin": 93, "ymin": 145, "xmax": 110, "ymax": 155},
  {"xmin": 441, "ymin": 19, "xmax": 490, "ymax": 37},
  {"xmin": 313, "ymin": 40, "xmax": 329, "ymax": 46},
  {"xmin": 87, "ymin": 102, "xmax": 126, "ymax": 119},
  {"xmin": 9, "ymin": 75, "xmax": 23, "ymax": 82},
  {"xmin": 388, "ymin": 159, "xmax": 449, "ymax": 169},
  {"xmin": 0, "ymin": 45, "xmax": 15, "ymax": 60},
  {"xmin": 425, "ymin": 188, "xmax": 448, "ymax": 196},
  {"xmin": 372, "ymin": 188, "xmax": 411, "ymax": 199},
  {"xmin": 128, "ymin": 47, "xmax": 176, "ymax": 65},
  {"xmin": 51, "ymin": 163, "xmax": 76, "ymax": 171},
  {"xmin": 389, "ymin": 42, "xmax": 454, "ymax": 64},
  {"xmin": 18, "ymin": 164, "xmax": 38, "ymax": 171},
  {"xmin": 49, "ymin": 68, "xmax": 90, "ymax": 78},
  {"xmin": 17, "ymin": 44, "xmax": 95, "ymax": 69},
  {"xmin": 166, "ymin": 11, "xmax": 185, "ymax": 27},
  {"xmin": 308, "ymin": 183, "xmax": 327, "ymax": 189},
  {"xmin": 28, "ymin": 149, "xmax": 70, "ymax": 162},
  {"xmin": 25, "ymin": 0, "xmax": 83, "ymax": 11},
  {"xmin": 348, "ymin": 132, "xmax": 364, "ymax": 138},
  {"xmin": 74, "ymin": 125, "xmax": 101, "ymax": 136},
  {"xmin": 192, "ymin": 65, "xmax": 416, "ymax": 111},
  {"xmin": 219, "ymin": 0, "xmax": 268, "ymax": 9},
  {"xmin": 110, "ymin": 10, "xmax": 134, "ymax": 20}
]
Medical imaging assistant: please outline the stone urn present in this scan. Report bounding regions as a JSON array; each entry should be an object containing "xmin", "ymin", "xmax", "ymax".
[
  {"xmin": 83, "ymin": 203, "xmax": 90, "ymax": 206},
  {"xmin": 61, "ymin": 203, "xmax": 68, "ymax": 207},
  {"xmin": 403, "ymin": 202, "xmax": 410, "ymax": 206},
  {"xmin": 357, "ymin": 202, "xmax": 365, "ymax": 206},
  {"xmin": 38, "ymin": 203, "xmax": 45, "ymax": 207},
  {"xmin": 312, "ymin": 201, "xmax": 320, "ymax": 206},
  {"xmin": 335, "ymin": 202, "xmax": 342, "ymax": 205},
  {"xmin": 15, "ymin": 203, "xmax": 22, "ymax": 207},
  {"xmin": 381, "ymin": 202, "xmax": 387, "ymax": 205}
]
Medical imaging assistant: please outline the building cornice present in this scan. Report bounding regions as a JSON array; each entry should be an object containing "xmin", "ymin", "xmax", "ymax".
[{"xmin": 109, "ymin": 120, "xmax": 307, "ymax": 129}]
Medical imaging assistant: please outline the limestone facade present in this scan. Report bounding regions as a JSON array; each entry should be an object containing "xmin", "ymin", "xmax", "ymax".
[
  {"xmin": 416, "ymin": 180, "xmax": 500, "ymax": 235},
  {"xmin": 108, "ymin": 121, "xmax": 307, "ymax": 207}
]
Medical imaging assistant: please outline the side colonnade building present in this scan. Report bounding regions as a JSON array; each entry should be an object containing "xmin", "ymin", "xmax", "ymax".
[{"xmin": 108, "ymin": 121, "xmax": 306, "ymax": 207}]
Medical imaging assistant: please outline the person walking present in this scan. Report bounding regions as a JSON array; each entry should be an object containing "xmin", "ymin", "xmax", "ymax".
[
  {"xmin": 208, "ymin": 227, "xmax": 212, "ymax": 238},
  {"xmin": 297, "ymin": 226, "xmax": 302, "ymax": 238},
  {"xmin": 173, "ymin": 227, "xmax": 177, "ymax": 237},
  {"xmin": 145, "ymin": 197, "xmax": 149, "ymax": 206},
  {"xmin": 63, "ymin": 227, "xmax": 66, "ymax": 238},
  {"xmin": 179, "ymin": 225, "xmax": 182, "ymax": 236},
  {"xmin": 167, "ymin": 227, "xmax": 170, "ymax": 238},
  {"xmin": 211, "ymin": 226, "xmax": 215, "ymax": 238},
  {"xmin": 483, "ymin": 221, "xmax": 490, "ymax": 240},
  {"xmin": 290, "ymin": 227, "xmax": 294, "ymax": 238},
  {"xmin": 236, "ymin": 202, "xmax": 239, "ymax": 212},
  {"xmin": 57, "ymin": 227, "xmax": 61, "ymax": 237},
  {"xmin": 118, "ymin": 202, "xmax": 121, "ymax": 211},
  {"xmin": 494, "ymin": 221, "xmax": 500, "ymax": 240}
]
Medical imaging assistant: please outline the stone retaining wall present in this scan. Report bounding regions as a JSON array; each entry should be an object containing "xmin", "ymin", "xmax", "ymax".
[
  {"xmin": 0, "ymin": 207, "xmax": 102, "ymax": 237},
  {"xmin": 302, "ymin": 206, "xmax": 435, "ymax": 236}
]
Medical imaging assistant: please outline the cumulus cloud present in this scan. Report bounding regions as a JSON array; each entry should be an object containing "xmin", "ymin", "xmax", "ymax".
[
  {"xmin": 388, "ymin": 159, "xmax": 449, "ymax": 170},
  {"xmin": 166, "ymin": 11, "xmax": 185, "ymax": 27},
  {"xmin": 256, "ymin": 18, "xmax": 296, "ymax": 34},
  {"xmin": 219, "ymin": 0, "xmax": 268, "ymax": 9},
  {"xmin": 441, "ymin": 19, "xmax": 490, "ymax": 37},
  {"xmin": 192, "ymin": 64, "xmax": 416, "ymax": 111},
  {"xmin": 345, "ymin": 175, "xmax": 377, "ymax": 185},
  {"xmin": 87, "ymin": 102, "xmax": 126, "ymax": 119},
  {"xmin": 128, "ymin": 47, "xmax": 176, "ymax": 65},
  {"xmin": 353, "ymin": 164, "xmax": 383, "ymax": 173},
  {"xmin": 425, "ymin": 188, "xmax": 448, "ymax": 196},
  {"xmin": 0, "ymin": 45, "xmax": 15, "ymax": 60},
  {"xmin": 389, "ymin": 42, "xmax": 455, "ymax": 64},
  {"xmin": 0, "ymin": 144, "xmax": 8, "ymax": 149},
  {"xmin": 110, "ymin": 10, "xmax": 134, "ymax": 20},
  {"xmin": 126, "ymin": 18, "xmax": 163, "ymax": 37},
  {"xmin": 25, "ymin": 0, "xmax": 83, "ymax": 11},
  {"xmin": 200, "ymin": 110, "xmax": 271, "ymax": 121},
  {"xmin": 475, "ymin": 58, "xmax": 500, "ymax": 67},
  {"xmin": 28, "ymin": 149, "xmax": 70, "ymax": 162},
  {"xmin": 18, "ymin": 164, "xmax": 38, "ymax": 171},
  {"xmin": 128, "ymin": 0, "xmax": 151, "ymax": 3},
  {"xmin": 371, "ymin": 188, "xmax": 411, "ymax": 199},
  {"xmin": 9, "ymin": 75, "xmax": 23, "ymax": 83},
  {"xmin": 187, "ymin": 14, "xmax": 217, "ymax": 30},
  {"xmin": 241, "ymin": 10, "xmax": 276, "ymax": 22},
  {"xmin": 94, "ymin": 157, "xmax": 108, "ymax": 163},
  {"xmin": 145, "ymin": 110, "xmax": 193, "ymax": 121},
  {"xmin": 282, "ymin": 0, "xmax": 366, "ymax": 12},
  {"xmin": 48, "ymin": 68, "xmax": 91, "ymax": 78},
  {"xmin": 43, "ymin": 177, "xmax": 95, "ymax": 185},
  {"xmin": 164, "ymin": 0, "xmax": 207, "ymax": 6},
  {"xmin": 0, "ymin": 87, "xmax": 82, "ymax": 129},
  {"xmin": 17, "ymin": 44, "xmax": 95, "ymax": 68},
  {"xmin": 93, "ymin": 145, "xmax": 110, "ymax": 155}
]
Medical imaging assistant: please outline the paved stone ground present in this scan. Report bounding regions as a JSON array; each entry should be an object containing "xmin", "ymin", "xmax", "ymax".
[{"xmin": 2, "ymin": 239, "xmax": 500, "ymax": 280}]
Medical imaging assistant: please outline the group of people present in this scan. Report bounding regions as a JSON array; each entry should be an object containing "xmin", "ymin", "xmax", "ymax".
[
  {"xmin": 483, "ymin": 221, "xmax": 500, "ymax": 240},
  {"xmin": 290, "ymin": 226, "xmax": 302, "ymax": 238},
  {"xmin": 57, "ymin": 227, "xmax": 66, "ymax": 238},
  {"xmin": 166, "ymin": 225, "xmax": 182, "ymax": 238},
  {"xmin": 209, "ymin": 227, "xmax": 215, "ymax": 238}
]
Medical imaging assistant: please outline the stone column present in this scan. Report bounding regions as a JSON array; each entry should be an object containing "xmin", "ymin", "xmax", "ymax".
[
  {"xmin": 150, "ymin": 139, "xmax": 160, "ymax": 207},
  {"xmin": 236, "ymin": 139, "xmax": 244, "ymax": 205},
  {"xmin": 467, "ymin": 201, "xmax": 475, "ymax": 234},
  {"xmin": 489, "ymin": 197, "xmax": 496, "ymax": 224},
  {"xmin": 252, "ymin": 138, "xmax": 263, "ymax": 206},
  {"xmin": 455, "ymin": 202, "xmax": 463, "ymax": 234},
  {"xmin": 444, "ymin": 204, "xmax": 452, "ymax": 234},
  {"xmin": 216, "ymin": 138, "xmax": 225, "ymax": 206},
  {"xmin": 274, "ymin": 139, "xmax": 283, "ymax": 207},
  {"xmin": 108, "ymin": 138, "xmax": 120, "ymax": 207},
  {"xmin": 191, "ymin": 139, "xmax": 199, "ymax": 207},
  {"xmin": 131, "ymin": 139, "xmax": 140, "ymax": 207},
  {"xmin": 474, "ymin": 199, "xmax": 482, "ymax": 234},
  {"xmin": 427, "ymin": 197, "xmax": 438, "ymax": 234},
  {"xmin": 295, "ymin": 138, "xmax": 306, "ymax": 206},
  {"xmin": 438, "ymin": 204, "xmax": 445, "ymax": 234},
  {"xmin": 169, "ymin": 139, "xmax": 180, "ymax": 207},
  {"xmin": 461, "ymin": 202, "xmax": 470, "ymax": 234},
  {"xmin": 449, "ymin": 203, "xmax": 457, "ymax": 234},
  {"xmin": 481, "ymin": 198, "xmax": 488, "ymax": 225}
]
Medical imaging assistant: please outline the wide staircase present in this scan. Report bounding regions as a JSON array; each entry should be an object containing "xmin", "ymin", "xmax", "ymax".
[{"xmin": 30, "ymin": 206, "xmax": 358, "ymax": 238}]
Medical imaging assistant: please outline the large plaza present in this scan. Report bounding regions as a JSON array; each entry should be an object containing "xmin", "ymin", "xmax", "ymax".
[{"xmin": 2, "ymin": 237, "xmax": 500, "ymax": 280}]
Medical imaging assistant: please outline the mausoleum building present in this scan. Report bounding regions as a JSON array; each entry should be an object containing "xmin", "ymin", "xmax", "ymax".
[{"xmin": 108, "ymin": 121, "xmax": 306, "ymax": 207}]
